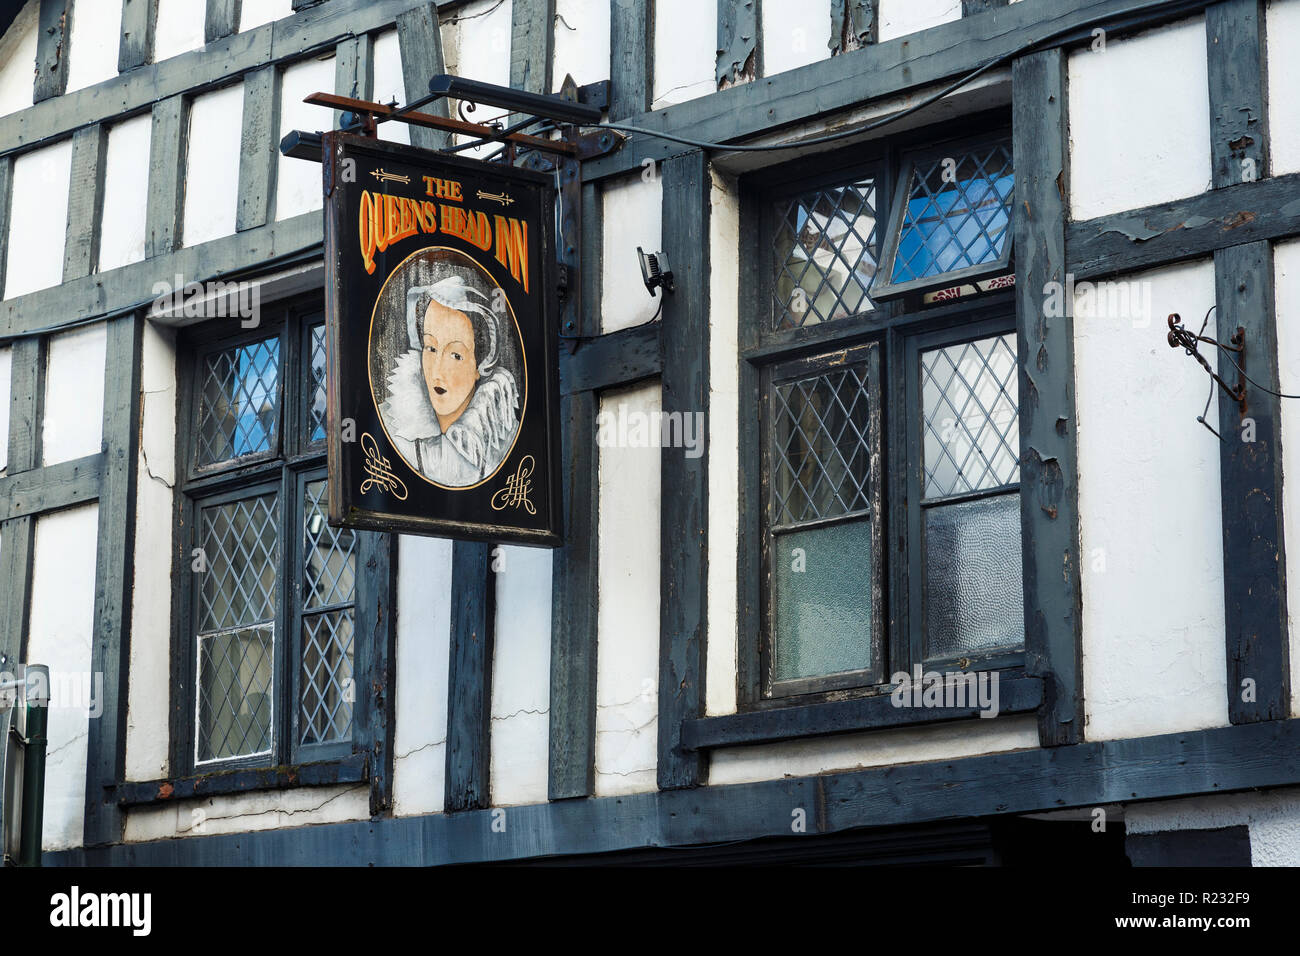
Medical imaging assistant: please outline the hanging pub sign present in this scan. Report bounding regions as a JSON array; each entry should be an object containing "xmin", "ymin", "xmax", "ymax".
[{"xmin": 322, "ymin": 131, "xmax": 561, "ymax": 546}]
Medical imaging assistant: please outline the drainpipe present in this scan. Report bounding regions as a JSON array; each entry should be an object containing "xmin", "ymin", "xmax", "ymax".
[{"xmin": 19, "ymin": 665, "xmax": 49, "ymax": 867}]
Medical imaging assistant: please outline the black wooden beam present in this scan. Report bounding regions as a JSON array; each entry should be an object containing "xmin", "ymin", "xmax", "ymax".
[
  {"xmin": 587, "ymin": 0, "xmax": 1216, "ymax": 182},
  {"xmin": 558, "ymin": 321, "xmax": 662, "ymax": 394},
  {"xmin": 0, "ymin": 211, "xmax": 321, "ymax": 340},
  {"xmin": 0, "ymin": 338, "xmax": 43, "ymax": 670},
  {"xmin": 609, "ymin": 0, "xmax": 652, "ymax": 119},
  {"xmin": 1203, "ymin": 0, "xmax": 1289, "ymax": 723},
  {"xmin": 0, "ymin": 452, "xmax": 103, "ymax": 520},
  {"xmin": 1206, "ymin": 0, "xmax": 1268, "ymax": 188},
  {"xmin": 34, "ymin": 0, "xmax": 71, "ymax": 103},
  {"xmin": 112, "ymin": 752, "xmax": 368, "ymax": 806},
  {"xmin": 357, "ymin": 531, "xmax": 398, "ymax": 814},
  {"xmin": 50, "ymin": 717, "xmax": 1300, "ymax": 865},
  {"xmin": 684, "ymin": 677, "xmax": 1044, "ymax": 750},
  {"xmin": 118, "ymin": 0, "xmax": 158, "ymax": 73},
  {"xmin": 63, "ymin": 123, "xmax": 107, "ymax": 282},
  {"xmin": 0, "ymin": 156, "xmax": 12, "ymax": 297},
  {"xmin": 657, "ymin": 150, "xmax": 709, "ymax": 789},
  {"xmin": 205, "ymin": 0, "xmax": 242, "ymax": 43},
  {"xmin": 717, "ymin": 0, "xmax": 756, "ymax": 86},
  {"xmin": 445, "ymin": 540, "xmax": 494, "ymax": 811},
  {"xmin": 237, "ymin": 65, "xmax": 277, "ymax": 231},
  {"xmin": 333, "ymin": 32, "xmax": 374, "ymax": 125},
  {"xmin": 145, "ymin": 94, "xmax": 185, "ymax": 259},
  {"xmin": 829, "ymin": 0, "xmax": 874, "ymax": 54},
  {"xmin": 510, "ymin": 0, "xmax": 554, "ymax": 96},
  {"xmin": 963, "ymin": 0, "xmax": 1009, "ymax": 15},
  {"xmin": 548, "ymin": 391, "xmax": 598, "ymax": 799},
  {"xmin": 396, "ymin": 2, "xmax": 451, "ymax": 152},
  {"xmin": 1067, "ymin": 171, "xmax": 1300, "ymax": 280},
  {"xmin": 1214, "ymin": 241, "xmax": 1288, "ymax": 721},
  {"xmin": 1013, "ymin": 48, "xmax": 1082, "ymax": 747},
  {"xmin": 83, "ymin": 314, "xmax": 143, "ymax": 847}
]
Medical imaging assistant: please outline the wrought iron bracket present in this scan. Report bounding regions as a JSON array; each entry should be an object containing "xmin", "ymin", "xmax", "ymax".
[{"xmin": 1167, "ymin": 309, "xmax": 1246, "ymax": 440}]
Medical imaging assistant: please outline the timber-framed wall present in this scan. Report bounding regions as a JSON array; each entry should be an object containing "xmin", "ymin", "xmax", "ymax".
[{"xmin": 0, "ymin": 0, "xmax": 1297, "ymax": 860}]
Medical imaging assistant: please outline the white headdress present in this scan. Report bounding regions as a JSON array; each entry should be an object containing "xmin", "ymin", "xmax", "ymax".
[{"xmin": 405, "ymin": 275, "xmax": 500, "ymax": 374}]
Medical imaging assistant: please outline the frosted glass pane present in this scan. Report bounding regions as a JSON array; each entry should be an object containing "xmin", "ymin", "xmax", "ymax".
[
  {"xmin": 773, "ymin": 520, "xmax": 873, "ymax": 681},
  {"xmin": 924, "ymin": 493, "xmax": 1024, "ymax": 658}
]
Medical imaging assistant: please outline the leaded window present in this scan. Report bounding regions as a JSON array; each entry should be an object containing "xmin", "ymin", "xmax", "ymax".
[
  {"xmin": 176, "ymin": 298, "xmax": 385, "ymax": 772},
  {"xmin": 742, "ymin": 118, "xmax": 1023, "ymax": 707},
  {"xmin": 873, "ymin": 135, "xmax": 1014, "ymax": 302}
]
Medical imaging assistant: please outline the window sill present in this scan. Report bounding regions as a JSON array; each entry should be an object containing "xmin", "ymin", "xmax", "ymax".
[
  {"xmin": 112, "ymin": 752, "xmax": 368, "ymax": 807},
  {"xmin": 681, "ymin": 676, "xmax": 1042, "ymax": 750}
]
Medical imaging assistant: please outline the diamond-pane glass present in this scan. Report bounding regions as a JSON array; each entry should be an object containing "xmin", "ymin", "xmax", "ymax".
[
  {"xmin": 772, "ymin": 178, "xmax": 877, "ymax": 330},
  {"xmin": 922, "ymin": 334, "xmax": 1019, "ymax": 499},
  {"xmin": 772, "ymin": 365, "xmax": 873, "ymax": 524},
  {"xmin": 890, "ymin": 144, "xmax": 1013, "ymax": 285},
  {"xmin": 197, "ymin": 337, "xmax": 280, "ymax": 465},
  {"xmin": 308, "ymin": 324, "xmax": 326, "ymax": 445},
  {"xmin": 197, "ymin": 625, "xmax": 273, "ymax": 762},
  {"xmin": 303, "ymin": 479, "xmax": 355, "ymax": 609},
  {"xmin": 198, "ymin": 493, "xmax": 279, "ymax": 632},
  {"xmin": 299, "ymin": 609, "xmax": 355, "ymax": 745}
]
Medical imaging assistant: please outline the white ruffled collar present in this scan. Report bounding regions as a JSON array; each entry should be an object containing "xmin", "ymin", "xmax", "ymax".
[{"xmin": 380, "ymin": 349, "xmax": 520, "ymax": 473}]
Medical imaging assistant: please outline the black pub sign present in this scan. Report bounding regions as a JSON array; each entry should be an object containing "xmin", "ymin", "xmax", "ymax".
[{"xmin": 322, "ymin": 132, "xmax": 561, "ymax": 546}]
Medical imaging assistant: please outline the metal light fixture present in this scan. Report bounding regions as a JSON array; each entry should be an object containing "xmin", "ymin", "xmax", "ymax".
[
  {"xmin": 638, "ymin": 247, "xmax": 674, "ymax": 297},
  {"xmin": 427, "ymin": 75, "xmax": 602, "ymax": 125}
]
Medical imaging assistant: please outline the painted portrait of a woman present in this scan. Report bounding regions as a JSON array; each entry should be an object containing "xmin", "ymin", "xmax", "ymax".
[{"xmin": 372, "ymin": 253, "xmax": 524, "ymax": 488}]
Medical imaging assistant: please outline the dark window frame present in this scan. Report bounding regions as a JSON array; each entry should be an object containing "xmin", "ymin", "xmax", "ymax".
[
  {"xmin": 736, "ymin": 111, "xmax": 1026, "ymax": 717},
  {"xmin": 168, "ymin": 292, "xmax": 395, "ymax": 782}
]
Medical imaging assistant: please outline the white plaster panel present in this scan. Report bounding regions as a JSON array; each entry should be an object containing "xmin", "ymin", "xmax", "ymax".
[
  {"xmin": 277, "ymin": 55, "xmax": 337, "ymax": 220},
  {"xmin": 877, "ymin": 0, "xmax": 961, "ymax": 42},
  {"xmin": 600, "ymin": 174, "xmax": 662, "ymax": 332},
  {"xmin": 154, "ymin": 0, "xmax": 207, "ymax": 61},
  {"xmin": 652, "ymin": 0, "xmax": 716, "ymax": 108},
  {"xmin": 0, "ymin": 0, "xmax": 37, "ymax": 118},
  {"xmin": 0, "ymin": 345, "xmax": 9, "ymax": 473},
  {"xmin": 26, "ymin": 504, "xmax": 100, "ymax": 850},
  {"xmin": 490, "ymin": 544, "xmax": 551, "ymax": 806},
  {"xmin": 393, "ymin": 534, "xmax": 453, "ymax": 816},
  {"xmin": 706, "ymin": 168, "xmax": 739, "ymax": 716},
  {"xmin": 124, "ymin": 784, "xmax": 369, "ymax": 841},
  {"xmin": 553, "ymin": 0, "xmax": 610, "ymax": 90},
  {"xmin": 98, "ymin": 113, "xmax": 152, "ymax": 273},
  {"xmin": 1074, "ymin": 260, "xmax": 1229, "ymax": 739},
  {"xmin": 762, "ymin": 0, "xmax": 831, "ymax": 77},
  {"xmin": 182, "ymin": 82, "xmax": 244, "ymax": 247},
  {"xmin": 124, "ymin": 321, "xmax": 176, "ymax": 782},
  {"xmin": 449, "ymin": 0, "xmax": 513, "ymax": 159},
  {"xmin": 709, "ymin": 716, "xmax": 1039, "ymax": 786},
  {"xmin": 1269, "ymin": 0, "xmax": 1300, "ymax": 175},
  {"xmin": 4, "ymin": 138, "xmax": 73, "ymax": 300},
  {"xmin": 1124, "ymin": 787, "xmax": 1300, "ymax": 866},
  {"xmin": 1273, "ymin": 239, "xmax": 1300, "ymax": 717},
  {"xmin": 239, "ymin": 0, "xmax": 295, "ymax": 32},
  {"xmin": 372, "ymin": 29, "xmax": 411, "ymax": 146},
  {"xmin": 595, "ymin": 381, "xmax": 660, "ymax": 796},
  {"xmin": 1067, "ymin": 17, "xmax": 1211, "ymax": 221},
  {"xmin": 65, "ymin": 0, "xmax": 122, "ymax": 92},
  {"xmin": 42, "ymin": 323, "xmax": 107, "ymax": 465}
]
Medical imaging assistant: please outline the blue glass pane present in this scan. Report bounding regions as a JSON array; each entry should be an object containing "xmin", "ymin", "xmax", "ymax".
[
  {"xmin": 890, "ymin": 144, "xmax": 1014, "ymax": 285},
  {"xmin": 197, "ymin": 337, "xmax": 280, "ymax": 465},
  {"xmin": 308, "ymin": 324, "xmax": 326, "ymax": 444}
]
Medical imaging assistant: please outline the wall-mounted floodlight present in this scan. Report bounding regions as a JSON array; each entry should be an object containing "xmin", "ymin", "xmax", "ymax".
[
  {"xmin": 638, "ymin": 247, "xmax": 674, "ymax": 297},
  {"xmin": 428, "ymin": 75, "xmax": 602, "ymax": 126}
]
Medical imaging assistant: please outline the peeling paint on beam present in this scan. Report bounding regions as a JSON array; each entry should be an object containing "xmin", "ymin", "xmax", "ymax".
[
  {"xmin": 829, "ymin": 0, "xmax": 874, "ymax": 54},
  {"xmin": 1066, "ymin": 172, "xmax": 1300, "ymax": 280},
  {"xmin": 716, "ymin": 0, "xmax": 757, "ymax": 86}
]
